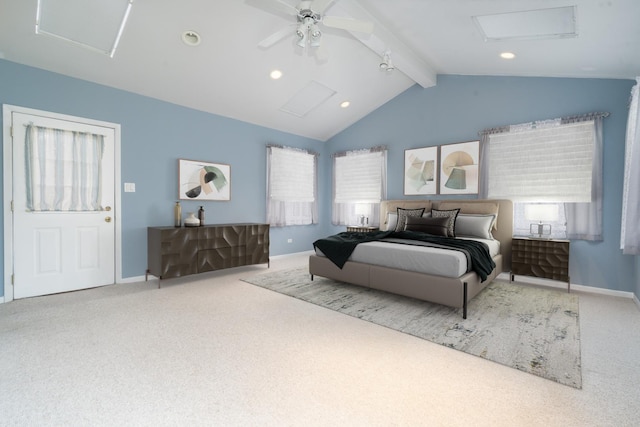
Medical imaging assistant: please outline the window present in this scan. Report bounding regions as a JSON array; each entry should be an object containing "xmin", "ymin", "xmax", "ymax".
[
  {"xmin": 25, "ymin": 124, "xmax": 105, "ymax": 211},
  {"xmin": 332, "ymin": 146, "xmax": 387, "ymax": 226},
  {"xmin": 480, "ymin": 113, "xmax": 607, "ymax": 241},
  {"xmin": 487, "ymin": 120, "xmax": 594, "ymax": 202},
  {"xmin": 266, "ymin": 145, "xmax": 318, "ymax": 226}
]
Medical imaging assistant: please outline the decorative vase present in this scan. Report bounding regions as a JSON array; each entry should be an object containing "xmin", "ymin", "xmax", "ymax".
[
  {"xmin": 198, "ymin": 206, "xmax": 205, "ymax": 226},
  {"xmin": 174, "ymin": 201, "xmax": 182, "ymax": 227},
  {"xmin": 184, "ymin": 212, "xmax": 200, "ymax": 227}
]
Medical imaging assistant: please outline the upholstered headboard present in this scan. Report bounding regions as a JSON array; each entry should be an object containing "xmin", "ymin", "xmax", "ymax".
[{"xmin": 380, "ymin": 199, "xmax": 513, "ymax": 270}]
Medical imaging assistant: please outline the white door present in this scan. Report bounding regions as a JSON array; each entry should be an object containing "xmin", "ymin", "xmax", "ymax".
[{"xmin": 11, "ymin": 111, "xmax": 115, "ymax": 298}]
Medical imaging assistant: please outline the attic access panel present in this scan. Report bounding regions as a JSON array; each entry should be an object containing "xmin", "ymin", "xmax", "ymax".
[
  {"xmin": 36, "ymin": 0, "xmax": 133, "ymax": 57},
  {"xmin": 473, "ymin": 6, "xmax": 577, "ymax": 41}
]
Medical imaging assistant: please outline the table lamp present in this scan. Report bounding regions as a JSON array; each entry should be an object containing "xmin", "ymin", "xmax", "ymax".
[{"xmin": 525, "ymin": 204, "xmax": 558, "ymax": 238}]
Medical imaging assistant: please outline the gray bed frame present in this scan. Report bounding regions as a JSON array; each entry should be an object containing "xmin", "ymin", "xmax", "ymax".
[{"xmin": 309, "ymin": 199, "xmax": 513, "ymax": 319}]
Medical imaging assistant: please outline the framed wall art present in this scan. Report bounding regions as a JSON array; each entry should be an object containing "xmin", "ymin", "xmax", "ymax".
[
  {"xmin": 179, "ymin": 159, "xmax": 230, "ymax": 201},
  {"xmin": 439, "ymin": 140, "xmax": 480, "ymax": 195},
  {"xmin": 404, "ymin": 146, "xmax": 438, "ymax": 195}
]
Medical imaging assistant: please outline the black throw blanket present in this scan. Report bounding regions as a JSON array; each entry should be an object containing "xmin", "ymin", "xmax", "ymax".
[{"xmin": 313, "ymin": 230, "xmax": 496, "ymax": 281}]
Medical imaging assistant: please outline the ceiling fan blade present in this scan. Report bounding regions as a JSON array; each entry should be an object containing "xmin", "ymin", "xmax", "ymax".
[
  {"xmin": 322, "ymin": 16, "xmax": 374, "ymax": 33},
  {"xmin": 258, "ymin": 25, "xmax": 295, "ymax": 48},
  {"xmin": 312, "ymin": 0, "xmax": 335, "ymax": 14},
  {"xmin": 245, "ymin": 0, "xmax": 298, "ymax": 17}
]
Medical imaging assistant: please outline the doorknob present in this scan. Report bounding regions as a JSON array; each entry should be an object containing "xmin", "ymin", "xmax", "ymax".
[
  {"xmin": 105, "ymin": 216, "xmax": 112, "ymax": 223},
  {"xmin": 105, "ymin": 206, "xmax": 112, "ymax": 211}
]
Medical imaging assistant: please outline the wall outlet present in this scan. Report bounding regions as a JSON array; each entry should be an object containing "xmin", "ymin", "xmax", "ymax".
[{"xmin": 287, "ymin": 238, "xmax": 293, "ymax": 243}]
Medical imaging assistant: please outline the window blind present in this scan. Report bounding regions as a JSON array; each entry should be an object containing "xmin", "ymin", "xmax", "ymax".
[
  {"xmin": 269, "ymin": 146, "xmax": 315, "ymax": 202},
  {"xmin": 488, "ymin": 121, "xmax": 594, "ymax": 202},
  {"xmin": 334, "ymin": 150, "xmax": 383, "ymax": 203}
]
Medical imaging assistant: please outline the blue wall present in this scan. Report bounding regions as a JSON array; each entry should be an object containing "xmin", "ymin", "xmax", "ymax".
[
  {"xmin": 0, "ymin": 59, "xmax": 329, "ymax": 296},
  {"xmin": 1, "ymin": 60, "xmax": 638, "ymax": 297},
  {"xmin": 327, "ymin": 75, "xmax": 637, "ymax": 293}
]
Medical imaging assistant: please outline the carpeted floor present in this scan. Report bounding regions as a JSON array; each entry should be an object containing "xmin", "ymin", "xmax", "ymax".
[{"xmin": 242, "ymin": 267, "xmax": 582, "ymax": 388}]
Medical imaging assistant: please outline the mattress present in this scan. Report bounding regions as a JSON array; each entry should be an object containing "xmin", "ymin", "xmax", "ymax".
[{"xmin": 315, "ymin": 237, "xmax": 500, "ymax": 278}]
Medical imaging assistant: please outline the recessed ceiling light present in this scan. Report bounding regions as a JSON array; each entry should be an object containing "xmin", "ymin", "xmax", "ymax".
[
  {"xmin": 270, "ymin": 69, "xmax": 283, "ymax": 80},
  {"xmin": 500, "ymin": 52, "xmax": 516, "ymax": 59},
  {"xmin": 181, "ymin": 30, "xmax": 201, "ymax": 46},
  {"xmin": 340, "ymin": 101, "xmax": 350, "ymax": 108}
]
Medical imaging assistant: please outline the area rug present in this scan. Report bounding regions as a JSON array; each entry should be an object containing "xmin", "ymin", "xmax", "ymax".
[{"xmin": 242, "ymin": 267, "xmax": 582, "ymax": 388}]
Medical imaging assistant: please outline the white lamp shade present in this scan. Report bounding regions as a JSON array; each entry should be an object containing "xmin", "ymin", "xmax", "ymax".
[{"xmin": 525, "ymin": 204, "xmax": 559, "ymax": 221}]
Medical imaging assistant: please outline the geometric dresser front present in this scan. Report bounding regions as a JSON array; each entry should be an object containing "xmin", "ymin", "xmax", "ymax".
[
  {"xmin": 147, "ymin": 223, "xmax": 269, "ymax": 282},
  {"xmin": 511, "ymin": 237, "xmax": 570, "ymax": 292}
]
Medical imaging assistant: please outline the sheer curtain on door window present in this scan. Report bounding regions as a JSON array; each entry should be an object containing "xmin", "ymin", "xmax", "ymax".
[{"xmin": 25, "ymin": 124, "xmax": 105, "ymax": 211}]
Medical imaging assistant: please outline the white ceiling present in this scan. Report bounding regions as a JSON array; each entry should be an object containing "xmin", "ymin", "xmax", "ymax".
[{"xmin": 0, "ymin": 0, "xmax": 638, "ymax": 141}]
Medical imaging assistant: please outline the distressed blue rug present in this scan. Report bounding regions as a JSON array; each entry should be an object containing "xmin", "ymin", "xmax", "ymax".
[{"xmin": 243, "ymin": 267, "xmax": 582, "ymax": 388}]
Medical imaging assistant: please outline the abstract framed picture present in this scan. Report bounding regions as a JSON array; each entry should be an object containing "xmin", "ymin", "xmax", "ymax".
[
  {"xmin": 179, "ymin": 159, "xmax": 230, "ymax": 201},
  {"xmin": 404, "ymin": 146, "xmax": 438, "ymax": 195},
  {"xmin": 439, "ymin": 140, "xmax": 480, "ymax": 195}
]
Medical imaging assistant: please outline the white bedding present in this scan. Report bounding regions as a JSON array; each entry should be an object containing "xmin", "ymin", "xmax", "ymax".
[{"xmin": 315, "ymin": 237, "xmax": 500, "ymax": 278}]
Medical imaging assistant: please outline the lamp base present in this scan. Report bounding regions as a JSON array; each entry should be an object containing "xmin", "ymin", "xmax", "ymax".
[{"xmin": 530, "ymin": 222, "xmax": 552, "ymax": 239}]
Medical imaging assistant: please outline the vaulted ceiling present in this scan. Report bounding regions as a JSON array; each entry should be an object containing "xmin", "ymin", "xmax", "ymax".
[{"xmin": 0, "ymin": 0, "xmax": 638, "ymax": 141}]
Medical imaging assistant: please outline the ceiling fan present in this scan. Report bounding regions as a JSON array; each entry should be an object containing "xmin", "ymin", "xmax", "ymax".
[{"xmin": 247, "ymin": 0, "xmax": 374, "ymax": 49}]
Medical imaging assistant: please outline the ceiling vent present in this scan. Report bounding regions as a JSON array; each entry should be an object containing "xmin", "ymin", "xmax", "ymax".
[
  {"xmin": 35, "ymin": 0, "xmax": 133, "ymax": 57},
  {"xmin": 473, "ymin": 6, "xmax": 577, "ymax": 42},
  {"xmin": 280, "ymin": 80, "xmax": 336, "ymax": 118}
]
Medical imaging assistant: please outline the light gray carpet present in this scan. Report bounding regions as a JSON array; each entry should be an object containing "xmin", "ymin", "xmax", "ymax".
[{"xmin": 242, "ymin": 267, "xmax": 582, "ymax": 388}]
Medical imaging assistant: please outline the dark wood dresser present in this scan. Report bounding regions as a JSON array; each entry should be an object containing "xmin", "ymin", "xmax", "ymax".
[
  {"xmin": 147, "ymin": 223, "xmax": 269, "ymax": 282},
  {"xmin": 510, "ymin": 237, "xmax": 570, "ymax": 292}
]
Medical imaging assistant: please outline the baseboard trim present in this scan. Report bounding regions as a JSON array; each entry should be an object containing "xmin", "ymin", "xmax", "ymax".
[
  {"xmin": 0, "ymin": 296, "xmax": 4, "ymax": 304},
  {"xmin": 270, "ymin": 250, "xmax": 315, "ymax": 259},
  {"xmin": 634, "ymin": 293, "xmax": 640, "ymax": 311},
  {"xmin": 118, "ymin": 254, "xmax": 316, "ymax": 285},
  {"xmin": 498, "ymin": 272, "xmax": 635, "ymax": 299},
  {"xmin": 119, "ymin": 275, "xmax": 148, "ymax": 284}
]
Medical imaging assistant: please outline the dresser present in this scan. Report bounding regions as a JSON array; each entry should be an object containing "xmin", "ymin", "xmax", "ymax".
[
  {"xmin": 510, "ymin": 237, "xmax": 570, "ymax": 292},
  {"xmin": 147, "ymin": 223, "xmax": 269, "ymax": 283}
]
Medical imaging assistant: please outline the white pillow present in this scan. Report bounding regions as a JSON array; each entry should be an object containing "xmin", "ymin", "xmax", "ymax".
[
  {"xmin": 386, "ymin": 212, "xmax": 398, "ymax": 231},
  {"xmin": 455, "ymin": 214, "xmax": 496, "ymax": 240}
]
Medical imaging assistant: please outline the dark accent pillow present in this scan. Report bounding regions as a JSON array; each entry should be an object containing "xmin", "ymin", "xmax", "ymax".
[
  {"xmin": 431, "ymin": 208, "xmax": 460, "ymax": 237},
  {"xmin": 395, "ymin": 207, "xmax": 425, "ymax": 232},
  {"xmin": 404, "ymin": 216, "xmax": 450, "ymax": 237}
]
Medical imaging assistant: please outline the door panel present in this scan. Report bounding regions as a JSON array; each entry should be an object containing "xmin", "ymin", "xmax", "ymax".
[
  {"xmin": 12, "ymin": 112, "xmax": 115, "ymax": 298},
  {"xmin": 35, "ymin": 227, "xmax": 61, "ymax": 275}
]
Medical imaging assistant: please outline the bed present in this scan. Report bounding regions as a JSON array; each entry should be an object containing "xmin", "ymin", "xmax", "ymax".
[{"xmin": 309, "ymin": 199, "xmax": 513, "ymax": 318}]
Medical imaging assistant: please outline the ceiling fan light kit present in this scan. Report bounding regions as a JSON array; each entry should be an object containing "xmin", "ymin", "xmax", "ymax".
[
  {"xmin": 296, "ymin": 10, "xmax": 323, "ymax": 48},
  {"xmin": 251, "ymin": 0, "xmax": 373, "ymax": 50}
]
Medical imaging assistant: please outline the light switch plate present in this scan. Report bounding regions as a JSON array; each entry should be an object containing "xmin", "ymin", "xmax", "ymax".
[{"xmin": 124, "ymin": 182, "xmax": 136, "ymax": 192}]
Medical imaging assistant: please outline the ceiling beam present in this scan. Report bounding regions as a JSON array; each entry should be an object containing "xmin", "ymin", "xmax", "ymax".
[{"xmin": 333, "ymin": 0, "xmax": 438, "ymax": 88}]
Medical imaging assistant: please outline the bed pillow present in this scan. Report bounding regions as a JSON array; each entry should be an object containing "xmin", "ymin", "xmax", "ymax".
[
  {"xmin": 386, "ymin": 212, "xmax": 398, "ymax": 231},
  {"xmin": 437, "ymin": 201, "xmax": 500, "ymax": 231},
  {"xmin": 455, "ymin": 214, "xmax": 496, "ymax": 240},
  {"xmin": 404, "ymin": 216, "xmax": 450, "ymax": 237},
  {"xmin": 431, "ymin": 208, "xmax": 460, "ymax": 237},
  {"xmin": 395, "ymin": 208, "xmax": 425, "ymax": 232}
]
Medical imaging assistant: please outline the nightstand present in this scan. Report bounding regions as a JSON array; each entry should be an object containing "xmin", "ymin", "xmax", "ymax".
[
  {"xmin": 510, "ymin": 237, "xmax": 571, "ymax": 292},
  {"xmin": 346, "ymin": 225, "xmax": 379, "ymax": 232}
]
